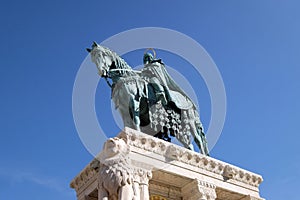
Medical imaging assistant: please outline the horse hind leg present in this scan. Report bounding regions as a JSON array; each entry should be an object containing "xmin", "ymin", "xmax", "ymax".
[
  {"xmin": 198, "ymin": 126, "xmax": 210, "ymax": 156},
  {"xmin": 182, "ymin": 138, "xmax": 194, "ymax": 151},
  {"xmin": 191, "ymin": 122, "xmax": 209, "ymax": 155},
  {"xmin": 186, "ymin": 141, "xmax": 194, "ymax": 151}
]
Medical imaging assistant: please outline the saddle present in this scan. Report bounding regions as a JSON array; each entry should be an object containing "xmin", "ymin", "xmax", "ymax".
[{"xmin": 168, "ymin": 90, "xmax": 194, "ymax": 110}]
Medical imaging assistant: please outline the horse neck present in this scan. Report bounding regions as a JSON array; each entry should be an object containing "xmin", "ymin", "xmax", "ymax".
[
  {"xmin": 113, "ymin": 54, "xmax": 131, "ymax": 70},
  {"xmin": 108, "ymin": 53, "xmax": 137, "ymax": 81}
]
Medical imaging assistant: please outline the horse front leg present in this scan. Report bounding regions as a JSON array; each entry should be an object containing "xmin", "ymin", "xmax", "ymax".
[
  {"xmin": 115, "ymin": 97, "xmax": 135, "ymax": 130},
  {"xmin": 130, "ymin": 95, "xmax": 141, "ymax": 132}
]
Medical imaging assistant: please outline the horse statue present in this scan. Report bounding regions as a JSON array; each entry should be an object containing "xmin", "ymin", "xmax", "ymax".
[{"xmin": 87, "ymin": 42, "xmax": 209, "ymax": 155}]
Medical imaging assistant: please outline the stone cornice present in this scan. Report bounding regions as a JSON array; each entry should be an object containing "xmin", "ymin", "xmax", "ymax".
[
  {"xmin": 118, "ymin": 127, "xmax": 263, "ymax": 188},
  {"xmin": 70, "ymin": 163, "xmax": 97, "ymax": 193}
]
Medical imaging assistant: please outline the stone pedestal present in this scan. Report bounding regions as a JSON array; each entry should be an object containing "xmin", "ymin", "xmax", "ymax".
[{"xmin": 70, "ymin": 127, "xmax": 264, "ymax": 200}]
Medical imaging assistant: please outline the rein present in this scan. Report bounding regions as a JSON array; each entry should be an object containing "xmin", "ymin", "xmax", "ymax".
[
  {"xmin": 101, "ymin": 68, "xmax": 140, "ymax": 89},
  {"xmin": 104, "ymin": 76, "xmax": 112, "ymax": 88},
  {"xmin": 109, "ymin": 68, "xmax": 141, "ymax": 73}
]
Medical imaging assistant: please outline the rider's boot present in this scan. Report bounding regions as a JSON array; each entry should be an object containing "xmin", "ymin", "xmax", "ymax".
[{"xmin": 156, "ymin": 92, "xmax": 167, "ymax": 106}]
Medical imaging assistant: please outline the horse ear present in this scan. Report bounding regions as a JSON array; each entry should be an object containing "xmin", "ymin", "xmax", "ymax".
[
  {"xmin": 86, "ymin": 48, "xmax": 92, "ymax": 53},
  {"xmin": 93, "ymin": 41, "xmax": 99, "ymax": 47}
]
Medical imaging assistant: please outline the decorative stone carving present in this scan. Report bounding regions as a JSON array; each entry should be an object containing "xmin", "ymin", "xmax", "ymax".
[
  {"xmin": 223, "ymin": 164, "xmax": 236, "ymax": 180},
  {"xmin": 70, "ymin": 164, "xmax": 98, "ymax": 195},
  {"xmin": 165, "ymin": 144, "xmax": 183, "ymax": 160},
  {"xmin": 96, "ymin": 137, "xmax": 152, "ymax": 200},
  {"xmin": 118, "ymin": 127, "xmax": 263, "ymax": 187},
  {"xmin": 71, "ymin": 128, "xmax": 264, "ymax": 200},
  {"xmin": 96, "ymin": 137, "xmax": 136, "ymax": 200},
  {"xmin": 133, "ymin": 168, "xmax": 152, "ymax": 200},
  {"xmin": 182, "ymin": 179, "xmax": 217, "ymax": 200}
]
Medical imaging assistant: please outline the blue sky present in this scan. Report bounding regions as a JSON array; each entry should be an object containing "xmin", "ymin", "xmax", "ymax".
[{"xmin": 1, "ymin": 1, "xmax": 300, "ymax": 199}]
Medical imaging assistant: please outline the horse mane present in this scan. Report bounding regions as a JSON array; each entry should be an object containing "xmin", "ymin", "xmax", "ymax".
[{"xmin": 102, "ymin": 46, "xmax": 136, "ymax": 77}]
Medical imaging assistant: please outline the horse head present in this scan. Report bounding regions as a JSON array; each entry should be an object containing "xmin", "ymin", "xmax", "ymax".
[{"xmin": 87, "ymin": 41, "xmax": 113, "ymax": 77}]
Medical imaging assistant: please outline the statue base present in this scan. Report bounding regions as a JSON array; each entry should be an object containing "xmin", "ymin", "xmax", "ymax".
[{"xmin": 70, "ymin": 127, "xmax": 264, "ymax": 200}]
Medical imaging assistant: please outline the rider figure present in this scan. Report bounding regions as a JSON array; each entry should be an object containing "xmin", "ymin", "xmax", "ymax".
[
  {"xmin": 142, "ymin": 51, "xmax": 210, "ymax": 155},
  {"xmin": 142, "ymin": 51, "xmax": 196, "ymax": 109},
  {"xmin": 142, "ymin": 52, "xmax": 169, "ymax": 105}
]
